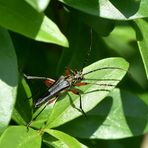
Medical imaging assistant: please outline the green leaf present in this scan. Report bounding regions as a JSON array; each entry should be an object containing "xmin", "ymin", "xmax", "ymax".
[
  {"xmin": 103, "ymin": 24, "xmax": 136, "ymax": 56},
  {"xmin": 47, "ymin": 57, "xmax": 129, "ymax": 128},
  {"xmin": 134, "ymin": 18, "xmax": 148, "ymax": 79},
  {"xmin": 0, "ymin": 126, "xmax": 41, "ymax": 148},
  {"xmin": 0, "ymin": 27, "xmax": 18, "ymax": 134},
  {"xmin": 30, "ymin": 102, "xmax": 56, "ymax": 129},
  {"xmin": 25, "ymin": 0, "xmax": 50, "ymax": 12},
  {"xmin": 0, "ymin": 0, "xmax": 68, "ymax": 47},
  {"xmin": 44, "ymin": 129, "xmax": 87, "ymax": 148},
  {"xmin": 12, "ymin": 78, "xmax": 32, "ymax": 125},
  {"xmin": 60, "ymin": 0, "xmax": 148, "ymax": 20},
  {"xmin": 103, "ymin": 23, "xmax": 147, "ymax": 88},
  {"xmin": 57, "ymin": 88, "xmax": 148, "ymax": 139}
]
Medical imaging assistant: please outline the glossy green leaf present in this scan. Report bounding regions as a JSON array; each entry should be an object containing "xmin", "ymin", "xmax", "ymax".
[
  {"xmin": 57, "ymin": 89, "xmax": 148, "ymax": 139},
  {"xmin": 44, "ymin": 129, "xmax": 87, "ymax": 148},
  {"xmin": 0, "ymin": 126, "xmax": 41, "ymax": 148},
  {"xmin": 25, "ymin": 0, "xmax": 50, "ymax": 12},
  {"xmin": 47, "ymin": 57, "xmax": 129, "ymax": 128},
  {"xmin": 60, "ymin": 0, "xmax": 148, "ymax": 20},
  {"xmin": 0, "ymin": 28, "xmax": 18, "ymax": 134},
  {"xmin": 43, "ymin": 137, "xmax": 71, "ymax": 148},
  {"xmin": 0, "ymin": 0, "xmax": 68, "ymax": 47},
  {"xmin": 134, "ymin": 18, "xmax": 148, "ymax": 79}
]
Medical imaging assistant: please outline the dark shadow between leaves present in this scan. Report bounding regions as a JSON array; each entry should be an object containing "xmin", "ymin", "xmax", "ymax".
[
  {"xmin": 109, "ymin": 0, "xmax": 141, "ymax": 18},
  {"xmin": 121, "ymin": 90, "xmax": 148, "ymax": 136},
  {"xmin": 56, "ymin": 96, "xmax": 113, "ymax": 138}
]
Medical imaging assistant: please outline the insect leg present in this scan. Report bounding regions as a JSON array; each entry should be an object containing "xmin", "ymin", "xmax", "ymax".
[
  {"xmin": 75, "ymin": 82, "xmax": 88, "ymax": 86},
  {"xmin": 65, "ymin": 67, "xmax": 70, "ymax": 76},
  {"xmin": 83, "ymin": 67, "xmax": 127, "ymax": 76},
  {"xmin": 76, "ymin": 81, "xmax": 115, "ymax": 89},
  {"xmin": 26, "ymin": 104, "xmax": 47, "ymax": 130},
  {"xmin": 65, "ymin": 67, "xmax": 77, "ymax": 76},
  {"xmin": 24, "ymin": 74, "xmax": 55, "ymax": 87},
  {"xmin": 27, "ymin": 96, "xmax": 58, "ymax": 129},
  {"xmin": 44, "ymin": 79, "xmax": 55, "ymax": 87},
  {"xmin": 70, "ymin": 89, "xmax": 87, "ymax": 118}
]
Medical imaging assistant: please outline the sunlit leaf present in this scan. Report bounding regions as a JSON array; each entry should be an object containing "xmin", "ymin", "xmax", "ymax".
[
  {"xmin": 60, "ymin": 0, "xmax": 148, "ymax": 20},
  {"xmin": 25, "ymin": 0, "xmax": 50, "ymax": 12},
  {"xmin": 47, "ymin": 57, "xmax": 129, "ymax": 128},
  {"xmin": 0, "ymin": 126, "xmax": 41, "ymax": 148},
  {"xmin": 0, "ymin": 0, "xmax": 68, "ymax": 47},
  {"xmin": 134, "ymin": 18, "xmax": 148, "ymax": 79},
  {"xmin": 57, "ymin": 89, "xmax": 148, "ymax": 139},
  {"xmin": 0, "ymin": 27, "xmax": 18, "ymax": 134},
  {"xmin": 44, "ymin": 129, "xmax": 87, "ymax": 148}
]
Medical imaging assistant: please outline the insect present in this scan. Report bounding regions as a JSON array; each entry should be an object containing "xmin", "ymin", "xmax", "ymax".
[
  {"xmin": 25, "ymin": 62, "xmax": 127, "ymax": 127},
  {"xmin": 24, "ymin": 30, "xmax": 128, "ymax": 127},
  {"xmin": 24, "ymin": 68, "xmax": 88, "ymax": 120}
]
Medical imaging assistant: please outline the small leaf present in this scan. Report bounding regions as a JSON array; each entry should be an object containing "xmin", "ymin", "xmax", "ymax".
[
  {"xmin": 134, "ymin": 18, "xmax": 148, "ymax": 79},
  {"xmin": 25, "ymin": 0, "xmax": 50, "ymax": 12},
  {"xmin": 0, "ymin": 0, "xmax": 68, "ymax": 47},
  {"xmin": 60, "ymin": 0, "xmax": 148, "ymax": 20},
  {"xmin": 0, "ymin": 126, "xmax": 41, "ymax": 148},
  {"xmin": 57, "ymin": 88, "xmax": 148, "ymax": 139},
  {"xmin": 47, "ymin": 57, "xmax": 129, "ymax": 128},
  {"xmin": 0, "ymin": 27, "xmax": 18, "ymax": 134},
  {"xmin": 44, "ymin": 129, "xmax": 87, "ymax": 148}
]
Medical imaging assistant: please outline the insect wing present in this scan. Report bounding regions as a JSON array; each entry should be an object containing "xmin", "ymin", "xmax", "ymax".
[{"xmin": 35, "ymin": 76, "xmax": 70, "ymax": 107}]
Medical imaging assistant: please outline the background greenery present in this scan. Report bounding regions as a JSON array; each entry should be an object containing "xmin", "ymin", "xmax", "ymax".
[{"xmin": 0, "ymin": 0, "xmax": 148, "ymax": 148}]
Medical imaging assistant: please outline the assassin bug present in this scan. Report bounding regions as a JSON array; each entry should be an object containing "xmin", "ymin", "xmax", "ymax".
[{"xmin": 24, "ymin": 29, "xmax": 128, "ymax": 127}]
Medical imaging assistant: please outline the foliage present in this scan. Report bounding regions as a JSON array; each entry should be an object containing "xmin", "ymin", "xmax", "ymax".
[{"xmin": 0, "ymin": 0, "xmax": 148, "ymax": 147}]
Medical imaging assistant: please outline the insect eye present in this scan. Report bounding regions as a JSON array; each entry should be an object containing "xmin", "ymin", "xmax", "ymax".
[{"xmin": 78, "ymin": 77, "xmax": 82, "ymax": 80}]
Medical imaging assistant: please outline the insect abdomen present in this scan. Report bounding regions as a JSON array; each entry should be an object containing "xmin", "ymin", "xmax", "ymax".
[{"xmin": 35, "ymin": 77, "xmax": 70, "ymax": 107}]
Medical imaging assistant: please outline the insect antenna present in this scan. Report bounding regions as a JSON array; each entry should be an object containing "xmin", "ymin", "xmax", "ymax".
[
  {"xmin": 82, "ymin": 67, "xmax": 127, "ymax": 91},
  {"xmin": 82, "ymin": 28, "xmax": 93, "ymax": 70},
  {"xmin": 27, "ymin": 104, "xmax": 47, "ymax": 129},
  {"xmin": 83, "ymin": 67, "xmax": 127, "ymax": 76}
]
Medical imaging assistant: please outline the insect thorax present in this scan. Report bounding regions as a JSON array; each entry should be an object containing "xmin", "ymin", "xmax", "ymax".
[{"xmin": 65, "ymin": 70, "xmax": 83, "ymax": 86}]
